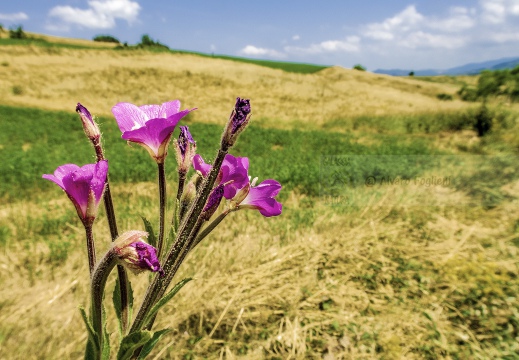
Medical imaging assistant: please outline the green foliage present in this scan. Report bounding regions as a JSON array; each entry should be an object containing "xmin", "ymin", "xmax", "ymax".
[
  {"xmin": 141, "ymin": 217, "xmax": 157, "ymax": 248},
  {"xmin": 459, "ymin": 65, "xmax": 519, "ymax": 102},
  {"xmin": 436, "ymin": 93, "xmax": 453, "ymax": 101},
  {"xmin": 93, "ymin": 34, "xmax": 120, "ymax": 44},
  {"xmin": 137, "ymin": 329, "xmax": 172, "ymax": 359},
  {"xmin": 409, "ymin": 71, "xmax": 415, "ymax": 76},
  {"xmin": 117, "ymin": 331, "xmax": 151, "ymax": 360},
  {"xmin": 9, "ymin": 25, "xmax": 26, "ymax": 39},
  {"xmin": 11, "ymin": 85, "xmax": 23, "ymax": 95},
  {"xmin": 143, "ymin": 278, "xmax": 193, "ymax": 329},
  {"xmin": 137, "ymin": 34, "xmax": 169, "ymax": 50},
  {"xmin": 473, "ymin": 103, "xmax": 492, "ymax": 136},
  {"xmin": 353, "ymin": 64, "xmax": 366, "ymax": 71},
  {"xmin": 0, "ymin": 105, "xmax": 437, "ymax": 202}
]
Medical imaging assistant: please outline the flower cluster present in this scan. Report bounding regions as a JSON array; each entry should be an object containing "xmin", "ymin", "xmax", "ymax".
[{"xmin": 42, "ymin": 96, "xmax": 282, "ymax": 359}]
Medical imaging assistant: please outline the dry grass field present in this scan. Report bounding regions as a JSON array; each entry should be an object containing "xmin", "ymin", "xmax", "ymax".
[
  {"xmin": 1, "ymin": 37, "xmax": 519, "ymax": 359},
  {"xmin": 0, "ymin": 44, "xmax": 469, "ymax": 129}
]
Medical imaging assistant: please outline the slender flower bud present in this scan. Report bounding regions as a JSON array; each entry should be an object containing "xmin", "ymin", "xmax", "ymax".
[
  {"xmin": 221, "ymin": 97, "xmax": 251, "ymax": 150},
  {"xmin": 174, "ymin": 126, "xmax": 196, "ymax": 173},
  {"xmin": 113, "ymin": 230, "xmax": 164, "ymax": 276},
  {"xmin": 76, "ymin": 103, "xmax": 101, "ymax": 142},
  {"xmin": 201, "ymin": 184, "xmax": 225, "ymax": 220}
]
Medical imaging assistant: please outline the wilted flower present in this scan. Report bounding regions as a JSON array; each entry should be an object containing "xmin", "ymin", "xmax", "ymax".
[
  {"xmin": 232, "ymin": 178, "xmax": 282, "ymax": 217},
  {"xmin": 42, "ymin": 160, "xmax": 108, "ymax": 225},
  {"xmin": 76, "ymin": 103, "xmax": 101, "ymax": 141},
  {"xmin": 112, "ymin": 100, "xmax": 195, "ymax": 163},
  {"xmin": 113, "ymin": 230, "xmax": 164, "ymax": 276},
  {"xmin": 193, "ymin": 154, "xmax": 249, "ymax": 199},
  {"xmin": 174, "ymin": 125, "xmax": 196, "ymax": 173}
]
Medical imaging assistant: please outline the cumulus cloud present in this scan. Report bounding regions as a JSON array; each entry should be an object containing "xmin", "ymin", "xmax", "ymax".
[
  {"xmin": 292, "ymin": 35, "xmax": 300, "ymax": 41},
  {"xmin": 285, "ymin": 36, "xmax": 360, "ymax": 54},
  {"xmin": 239, "ymin": 45, "xmax": 286, "ymax": 58},
  {"xmin": 0, "ymin": 12, "xmax": 29, "ymax": 22},
  {"xmin": 48, "ymin": 0, "xmax": 141, "ymax": 30},
  {"xmin": 480, "ymin": 0, "xmax": 519, "ymax": 23}
]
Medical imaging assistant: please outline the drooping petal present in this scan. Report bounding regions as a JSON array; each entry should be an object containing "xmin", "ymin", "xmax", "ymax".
[
  {"xmin": 42, "ymin": 163, "xmax": 81, "ymax": 189},
  {"xmin": 161, "ymin": 100, "xmax": 181, "ymax": 118},
  {"xmin": 90, "ymin": 160, "xmax": 108, "ymax": 203},
  {"xmin": 112, "ymin": 102, "xmax": 148, "ymax": 132},
  {"xmin": 193, "ymin": 154, "xmax": 212, "ymax": 177},
  {"xmin": 240, "ymin": 179, "xmax": 282, "ymax": 217},
  {"xmin": 62, "ymin": 171, "xmax": 91, "ymax": 218}
]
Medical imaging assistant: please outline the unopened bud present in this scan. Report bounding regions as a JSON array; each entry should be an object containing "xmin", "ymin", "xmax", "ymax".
[
  {"xmin": 221, "ymin": 97, "xmax": 251, "ymax": 150},
  {"xmin": 76, "ymin": 103, "xmax": 101, "ymax": 142}
]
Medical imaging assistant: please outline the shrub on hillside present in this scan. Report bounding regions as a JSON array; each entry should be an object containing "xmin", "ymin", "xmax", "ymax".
[
  {"xmin": 93, "ymin": 34, "xmax": 120, "ymax": 44},
  {"xmin": 353, "ymin": 64, "xmax": 366, "ymax": 71},
  {"xmin": 436, "ymin": 93, "xmax": 453, "ymax": 101},
  {"xmin": 137, "ymin": 34, "xmax": 169, "ymax": 50},
  {"xmin": 9, "ymin": 25, "xmax": 26, "ymax": 39}
]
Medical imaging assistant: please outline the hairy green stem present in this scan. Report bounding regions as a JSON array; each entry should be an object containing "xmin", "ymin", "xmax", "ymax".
[
  {"xmin": 93, "ymin": 137, "xmax": 130, "ymax": 333},
  {"xmin": 90, "ymin": 249, "xmax": 117, "ymax": 358},
  {"xmin": 85, "ymin": 224, "xmax": 96, "ymax": 276},
  {"xmin": 157, "ymin": 162, "xmax": 167, "ymax": 259},
  {"xmin": 130, "ymin": 148, "xmax": 228, "ymax": 334}
]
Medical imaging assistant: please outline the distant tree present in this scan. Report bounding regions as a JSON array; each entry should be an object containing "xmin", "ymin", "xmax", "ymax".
[
  {"xmin": 93, "ymin": 34, "xmax": 120, "ymax": 44},
  {"xmin": 353, "ymin": 64, "xmax": 366, "ymax": 71},
  {"xmin": 137, "ymin": 34, "xmax": 169, "ymax": 50},
  {"xmin": 9, "ymin": 25, "xmax": 26, "ymax": 39},
  {"xmin": 409, "ymin": 71, "xmax": 415, "ymax": 76},
  {"xmin": 474, "ymin": 103, "xmax": 492, "ymax": 137},
  {"xmin": 0, "ymin": 23, "xmax": 4, "ymax": 32}
]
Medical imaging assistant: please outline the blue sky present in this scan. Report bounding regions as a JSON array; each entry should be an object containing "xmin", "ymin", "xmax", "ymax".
[{"xmin": 1, "ymin": 0, "xmax": 519, "ymax": 70}]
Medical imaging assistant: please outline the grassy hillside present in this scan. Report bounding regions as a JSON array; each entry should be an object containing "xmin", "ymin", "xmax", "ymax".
[{"xmin": 0, "ymin": 44, "xmax": 468, "ymax": 130}]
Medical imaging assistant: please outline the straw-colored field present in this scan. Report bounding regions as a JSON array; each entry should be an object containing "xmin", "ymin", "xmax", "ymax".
[
  {"xmin": 0, "ymin": 44, "xmax": 468, "ymax": 129},
  {"xmin": 1, "ymin": 37, "xmax": 518, "ymax": 359}
]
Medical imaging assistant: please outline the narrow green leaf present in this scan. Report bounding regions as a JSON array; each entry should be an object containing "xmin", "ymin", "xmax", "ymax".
[
  {"xmin": 101, "ymin": 323, "xmax": 111, "ymax": 360},
  {"xmin": 117, "ymin": 331, "xmax": 152, "ymax": 360},
  {"xmin": 113, "ymin": 278, "xmax": 123, "ymax": 334},
  {"xmin": 143, "ymin": 278, "xmax": 192, "ymax": 328},
  {"xmin": 141, "ymin": 217, "xmax": 157, "ymax": 248},
  {"xmin": 79, "ymin": 306, "xmax": 100, "ymax": 358},
  {"xmin": 128, "ymin": 279, "xmax": 134, "ymax": 326},
  {"xmin": 137, "ymin": 329, "xmax": 172, "ymax": 360}
]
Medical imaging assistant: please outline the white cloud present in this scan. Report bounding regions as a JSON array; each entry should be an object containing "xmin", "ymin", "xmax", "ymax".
[
  {"xmin": 364, "ymin": 5, "xmax": 423, "ymax": 40},
  {"xmin": 239, "ymin": 45, "xmax": 286, "ymax": 58},
  {"xmin": 400, "ymin": 31, "xmax": 467, "ymax": 49},
  {"xmin": 480, "ymin": 0, "xmax": 519, "ymax": 23},
  {"xmin": 292, "ymin": 35, "xmax": 300, "ymax": 41},
  {"xmin": 48, "ymin": 0, "xmax": 140, "ymax": 30},
  {"xmin": 427, "ymin": 7, "xmax": 476, "ymax": 32},
  {"xmin": 285, "ymin": 36, "xmax": 360, "ymax": 54},
  {"xmin": 0, "ymin": 12, "xmax": 29, "ymax": 22}
]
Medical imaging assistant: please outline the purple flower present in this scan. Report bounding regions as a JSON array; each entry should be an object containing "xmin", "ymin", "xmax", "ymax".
[
  {"xmin": 42, "ymin": 160, "xmax": 108, "ymax": 225},
  {"xmin": 113, "ymin": 230, "xmax": 164, "ymax": 276},
  {"xmin": 233, "ymin": 179, "xmax": 282, "ymax": 217},
  {"xmin": 174, "ymin": 126, "xmax": 196, "ymax": 173},
  {"xmin": 193, "ymin": 154, "xmax": 249, "ymax": 199},
  {"xmin": 76, "ymin": 103, "xmax": 100, "ymax": 141},
  {"xmin": 112, "ymin": 100, "xmax": 195, "ymax": 163}
]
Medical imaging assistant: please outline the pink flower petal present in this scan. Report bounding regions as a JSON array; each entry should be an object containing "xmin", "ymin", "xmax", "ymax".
[{"xmin": 112, "ymin": 102, "xmax": 148, "ymax": 132}]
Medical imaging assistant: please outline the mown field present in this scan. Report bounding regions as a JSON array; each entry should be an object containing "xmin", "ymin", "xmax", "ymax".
[{"xmin": 1, "ymin": 37, "xmax": 519, "ymax": 359}]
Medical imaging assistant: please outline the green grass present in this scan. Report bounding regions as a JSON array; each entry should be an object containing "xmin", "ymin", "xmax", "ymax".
[{"xmin": 0, "ymin": 105, "xmax": 437, "ymax": 202}]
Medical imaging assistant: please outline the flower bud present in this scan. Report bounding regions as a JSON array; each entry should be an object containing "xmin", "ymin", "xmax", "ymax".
[
  {"xmin": 76, "ymin": 103, "xmax": 101, "ymax": 142},
  {"xmin": 174, "ymin": 126, "xmax": 196, "ymax": 174},
  {"xmin": 201, "ymin": 184, "xmax": 225, "ymax": 221},
  {"xmin": 221, "ymin": 98, "xmax": 251, "ymax": 150},
  {"xmin": 113, "ymin": 230, "xmax": 164, "ymax": 276}
]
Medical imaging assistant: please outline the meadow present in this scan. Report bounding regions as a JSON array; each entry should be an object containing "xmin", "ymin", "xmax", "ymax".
[{"xmin": 1, "ymin": 37, "xmax": 519, "ymax": 359}]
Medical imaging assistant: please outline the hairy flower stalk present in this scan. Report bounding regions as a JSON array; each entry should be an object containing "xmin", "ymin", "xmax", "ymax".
[
  {"xmin": 76, "ymin": 103, "xmax": 130, "ymax": 331},
  {"xmin": 90, "ymin": 232, "xmax": 163, "ymax": 358}
]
